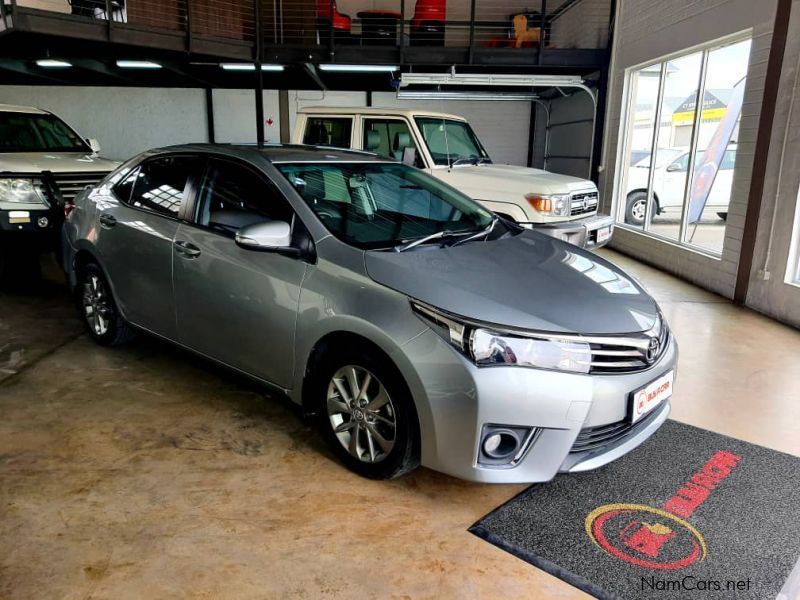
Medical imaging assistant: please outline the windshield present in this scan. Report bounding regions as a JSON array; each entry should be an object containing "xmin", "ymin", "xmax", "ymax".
[
  {"xmin": 0, "ymin": 112, "xmax": 90, "ymax": 153},
  {"xmin": 277, "ymin": 162, "xmax": 495, "ymax": 250},
  {"xmin": 633, "ymin": 148, "xmax": 683, "ymax": 169},
  {"xmin": 414, "ymin": 117, "xmax": 492, "ymax": 167}
]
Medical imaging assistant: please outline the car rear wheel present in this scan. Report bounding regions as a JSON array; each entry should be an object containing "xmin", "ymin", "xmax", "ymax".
[
  {"xmin": 315, "ymin": 350, "xmax": 420, "ymax": 479},
  {"xmin": 625, "ymin": 191, "xmax": 650, "ymax": 226},
  {"xmin": 78, "ymin": 263, "xmax": 135, "ymax": 346}
]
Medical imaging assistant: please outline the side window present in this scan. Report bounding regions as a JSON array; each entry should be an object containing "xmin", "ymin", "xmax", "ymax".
[
  {"xmin": 720, "ymin": 149, "xmax": 736, "ymax": 170},
  {"xmin": 126, "ymin": 156, "xmax": 196, "ymax": 217},
  {"xmin": 363, "ymin": 119, "xmax": 420, "ymax": 164},
  {"xmin": 196, "ymin": 159, "xmax": 293, "ymax": 235},
  {"xmin": 112, "ymin": 166, "xmax": 139, "ymax": 204},
  {"xmin": 302, "ymin": 117, "xmax": 352, "ymax": 148},
  {"xmin": 670, "ymin": 154, "xmax": 689, "ymax": 172}
]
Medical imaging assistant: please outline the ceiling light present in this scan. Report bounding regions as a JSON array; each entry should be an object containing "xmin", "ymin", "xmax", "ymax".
[
  {"xmin": 319, "ymin": 64, "xmax": 398, "ymax": 73},
  {"xmin": 220, "ymin": 63, "xmax": 285, "ymax": 71},
  {"xmin": 116, "ymin": 60, "xmax": 162, "ymax": 69},
  {"xmin": 399, "ymin": 73, "xmax": 585, "ymax": 88},
  {"xmin": 396, "ymin": 90, "xmax": 539, "ymax": 101},
  {"xmin": 36, "ymin": 59, "xmax": 72, "ymax": 68}
]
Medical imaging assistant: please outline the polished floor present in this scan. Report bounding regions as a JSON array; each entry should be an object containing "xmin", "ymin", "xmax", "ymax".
[{"xmin": 1, "ymin": 250, "xmax": 799, "ymax": 599}]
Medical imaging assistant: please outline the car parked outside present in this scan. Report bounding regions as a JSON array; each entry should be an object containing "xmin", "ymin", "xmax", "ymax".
[
  {"xmin": 624, "ymin": 144, "xmax": 736, "ymax": 225},
  {"xmin": 63, "ymin": 144, "xmax": 677, "ymax": 483}
]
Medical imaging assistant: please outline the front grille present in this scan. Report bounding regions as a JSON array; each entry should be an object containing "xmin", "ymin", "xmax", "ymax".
[
  {"xmin": 51, "ymin": 172, "xmax": 108, "ymax": 203},
  {"xmin": 571, "ymin": 404, "xmax": 663, "ymax": 453},
  {"xmin": 570, "ymin": 191, "xmax": 599, "ymax": 216},
  {"xmin": 587, "ymin": 314, "xmax": 669, "ymax": 374}
]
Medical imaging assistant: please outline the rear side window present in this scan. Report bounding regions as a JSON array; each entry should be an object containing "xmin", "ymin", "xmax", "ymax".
[
  {"xmin": 303, "ymin": 117, "xmax": 352, "ymax": 148},
  {"xmin": 119, "ymin": 156, "xmax": 197, "ymax": 217}
]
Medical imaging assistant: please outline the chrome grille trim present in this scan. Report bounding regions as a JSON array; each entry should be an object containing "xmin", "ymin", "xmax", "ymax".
[
  {"xmin": 570, "ymin": 191, "xmax": 599, "ymax": 216},
  {"xmin": 570, "ymin": 403, "xmax": 663, "ymax": 453},
  {"xmin": 52, "ymin": 172, "xmax": 108, "ymax": 202}
]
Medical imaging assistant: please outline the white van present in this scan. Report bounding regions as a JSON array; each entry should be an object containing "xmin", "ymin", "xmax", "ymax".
[{"xmin": 293, "ymin": 107, "xmax": 614, "ymax": 249}]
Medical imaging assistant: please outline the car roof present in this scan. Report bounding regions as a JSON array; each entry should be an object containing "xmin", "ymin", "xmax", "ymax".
[
  {"xmin": 149, "ymin": 143, "xmax": 393, "ymax": 163},
  {"xmin": 298, "ymin": 106, "xmax": 467, "ymax": 121},
  {"xmin": 0, "ymin": 104, "xmax": 48, "ymax": 114}
]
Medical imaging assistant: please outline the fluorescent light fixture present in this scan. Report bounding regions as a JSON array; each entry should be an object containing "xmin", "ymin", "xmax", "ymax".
[
  {"xmin": 399, "ymin": 73, "xmax": 585, "ymax": 88},
  {"xmin": 116, "ymin": 60, "xmax": 162, "ymax": 69},
  {"xmin": 36, "ymin": 59, "xmax": 72, "ymax": 68},
  {"xmin": 319, "ymin": 64, "xmax": 398, "ymax": 73},
  {"xmin": 220, "ymin": 63, "xmax": 285, "ymax": 71},
  {"xmin": 397, "ymin": 90, "xmax": 538, "ymax": 101}
]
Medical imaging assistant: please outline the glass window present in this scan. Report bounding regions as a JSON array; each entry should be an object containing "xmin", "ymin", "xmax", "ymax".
[
  {"xmin": 414, "ymin": 117, "xmax": 491, "ymax": 166},
  {"xmin": 196, "ymin": 159, "xmax": 293, "ymax": 235},
  {"xmin": 363, "ymin": 118, "xmax": 422, "ymax": 166},
  {"xmin": 617, "ymin": 36, "xmax": 752, "ymax": 254},
  {"xmin": 0, "ymin": 112, "xmax": 89, "ymax": 153},
  {"xmin": 277, "ymin": 162, "xmax": 495, "ymax": 249},
  {"xmin": 302, "ymin": 117, "xmax": 352, "ymax": 148},
  {"xmin": 126, "ymin": 156, "xmax": 196, "ymax": 217}
]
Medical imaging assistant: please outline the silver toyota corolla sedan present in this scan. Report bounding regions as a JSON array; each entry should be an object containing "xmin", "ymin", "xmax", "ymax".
[{"xmin": 63, "ymin": 144, "xmax": 677, "ymax": 483}]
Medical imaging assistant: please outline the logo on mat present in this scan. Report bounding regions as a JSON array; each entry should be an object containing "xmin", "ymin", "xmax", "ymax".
[{"xmin": 585, "ymin": 450, "xmax": 741, "ymax": 570}]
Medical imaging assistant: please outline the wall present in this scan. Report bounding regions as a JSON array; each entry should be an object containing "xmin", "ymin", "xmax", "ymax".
[
  {"xmin": 744, "ymin": 0, "xmax": 800, "ymax": 328},
  {"xmin": 549, "ymin": 0, "xmax": 611, "ymax": 49},
  {"xmin": 599, "ymin": 0, "xmax": 776, "ymax": 299},
  {"xmin": 0, "ymin": 86, "xmax": 282, "ymax": 160},
  {"xmin": 529, "ymin": 90, "xmax": 595, "ymax": 178}
]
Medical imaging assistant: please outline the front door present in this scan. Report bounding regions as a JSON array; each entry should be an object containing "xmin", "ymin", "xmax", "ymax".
[{"xmin": 172, "ymin": 157, "xmax": 308, "ymax": 388}]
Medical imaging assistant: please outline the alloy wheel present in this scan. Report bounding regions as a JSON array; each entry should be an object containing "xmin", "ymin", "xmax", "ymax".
[
  {"xmin": 82, "ymin": 273, "xmax": 112, "ymax": 336},
  {"xmin": 326, "ymin": 365, "xmax": 396, "ymax": 463},
  {"xmin": 631, "ymin": 198, "xmax": 646, "ymax": 223}
]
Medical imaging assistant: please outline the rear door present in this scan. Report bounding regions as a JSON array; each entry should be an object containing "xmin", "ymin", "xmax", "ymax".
[
  {"xmin": 95, "ymin": 154, "xmax": 197, "ymax": 339},
  {"xmin": 172, "ymin": 157, "xmax": 309, "ymax": 387}
]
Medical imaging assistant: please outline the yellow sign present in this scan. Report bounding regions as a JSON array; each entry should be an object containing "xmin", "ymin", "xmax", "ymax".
[{"xmin": 672, "ymin": 107, "xmax": 727, "ymax": 123}]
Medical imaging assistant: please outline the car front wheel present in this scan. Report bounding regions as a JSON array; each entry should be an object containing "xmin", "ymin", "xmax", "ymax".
[
  {"xmin": 625, "ymin": 191, "xmax": 650, "ymax": 226},
  {"xmin": 315, "ymin": 350, "xmax": 420, "ymax": 479}
]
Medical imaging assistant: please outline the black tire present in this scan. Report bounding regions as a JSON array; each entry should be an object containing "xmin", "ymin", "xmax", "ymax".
[
  {"xmin": 625, "ymin": 191, "xmax": 650, "ymax": 226},
  {"xmin": 314, "ymin": 348, "xmax": 420, "ymax": 479},
  {"xmin": 76, "ymin": 262, "xmax": 136, "ymax": 346}
]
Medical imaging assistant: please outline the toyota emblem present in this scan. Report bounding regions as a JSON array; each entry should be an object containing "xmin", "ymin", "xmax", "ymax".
[{"xmin": 646, "ymin": 337, "xmax": 660, "ymax": 363}]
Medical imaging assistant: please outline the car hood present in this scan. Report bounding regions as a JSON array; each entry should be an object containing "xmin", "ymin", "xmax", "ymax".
[
  {"xmin": 0, "ymin": 152, "xmax": 119, "ymax": 174},
  {"xmin": 434, "ymin": 163, "xmax": 597, "ymax": 196},
  {"xmin": 364, "ymin": 231, "xmax": 659, "ymax": 334}
]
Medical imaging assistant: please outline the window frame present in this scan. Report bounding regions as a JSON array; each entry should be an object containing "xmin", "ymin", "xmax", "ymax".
[
  {"xmin": 184, "ymin": 155, "xmax": 300, "ymax": 241},
  {"xmin": 613, "ymin": 31, "xmax": 752, "ymax": 257},
  {"xmin": 111, "ymin": 153, "xmax": 198, "ymax": 222}
]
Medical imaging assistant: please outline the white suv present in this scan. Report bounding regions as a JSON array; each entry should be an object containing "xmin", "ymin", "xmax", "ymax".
[
  {"xmin": 624, "ymin": 145, "xmax": 736, "ymax": 225},
  {"xmin": 294, "ymin": 107, "xmax": 614, "ymax": 249},
  {"xmin": 0, "ymin": 104, "xmax": 119, "ymax": 263}
]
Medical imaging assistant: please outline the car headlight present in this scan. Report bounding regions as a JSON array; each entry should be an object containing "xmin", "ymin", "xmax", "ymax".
[
  {"xmin": 0, "ymin": 178, "xmax": 46, "ymax": 204},
  {"xmin": 411, "ymin": 302, "xmax": 591, "ymax": 374},
  {"xmin": 526, "ymin": 193, "xmax": 571, "ymax": 217}
]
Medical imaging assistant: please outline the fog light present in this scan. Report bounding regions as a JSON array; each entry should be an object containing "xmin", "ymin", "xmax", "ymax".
[
  {"xmin": 479, "ymin": 424, "xmax": 538, "ymax": 468},
  {"xmin": 37, "ymin": 216, "xmax": 49, "ymax": 228}
]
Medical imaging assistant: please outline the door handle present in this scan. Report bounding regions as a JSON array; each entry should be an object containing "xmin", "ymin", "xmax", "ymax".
[
  {"xmin": 99, "ymin": 213, "xmax": 117, "ymax": 228},
  {"xmin": 173, "ymin": 240, "xmax": 201, "ymax": 258}
]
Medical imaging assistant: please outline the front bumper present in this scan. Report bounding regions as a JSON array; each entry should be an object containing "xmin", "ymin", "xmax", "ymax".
[
  {"xmin": 527, "ymin": 213, "xmax": 615, "ymax": 249},
  {"xmin": 0, "ymin": 204, "xmax": 62, "ymax": 249},
  {"xmin": 400, "ymin": 327, "xmax": 677, "ymax": 483}
]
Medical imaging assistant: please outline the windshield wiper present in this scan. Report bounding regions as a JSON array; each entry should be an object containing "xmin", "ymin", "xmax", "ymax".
[
  {"xmin": 450, "ymin": 216, "xmax": 498, "ymax": 247},
  {"xmin": 450, "ymin": 156, "xmax": 477, "ymax": 167},
  {"xmin": 394, "ymin": 229, "xmax": 475, "ymax": 253},
  {"xmin": 476, "ymin": 157, "xmax": 492, "ymax": 165}
]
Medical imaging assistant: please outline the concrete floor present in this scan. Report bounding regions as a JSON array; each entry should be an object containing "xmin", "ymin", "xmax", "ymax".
[{"xmin": 1, "ymin": 249, "xmax": 799, "ymax": 599}]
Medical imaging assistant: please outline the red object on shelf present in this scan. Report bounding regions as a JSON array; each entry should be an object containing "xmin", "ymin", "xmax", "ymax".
[
  {"xmin": 316, "ymin": 0, "xmax": 351, "ymax": 32},
  {"xmin": 411, "ymin": 0, "xmax": 446, "ymax": 30}
]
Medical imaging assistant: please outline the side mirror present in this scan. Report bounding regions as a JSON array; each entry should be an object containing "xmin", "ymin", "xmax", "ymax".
[
  {"xmin": 666, "ymin": 162, "xmax": 682, "ymax": 172},
  {"xmin": 235, "ymin": 220, "xmax": 292, "ymax": 251},
  {"xmin": 87, "ymin": 138, "xmax": 101, "ymax": 154},
  {"xmin": 402, "ymin": 146, "xmax": 417, "ymax": 167}
]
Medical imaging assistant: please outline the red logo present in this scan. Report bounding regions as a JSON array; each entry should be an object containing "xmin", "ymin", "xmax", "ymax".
[{"xmin": 585, "ymin": 450, "xmax": 741, "ymax": 569}]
